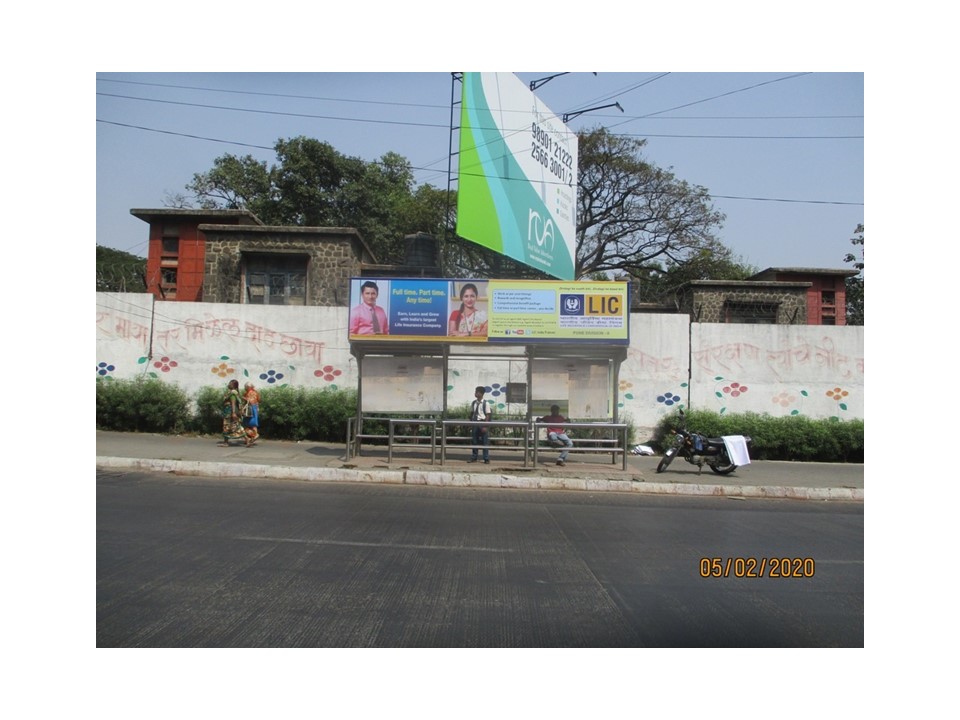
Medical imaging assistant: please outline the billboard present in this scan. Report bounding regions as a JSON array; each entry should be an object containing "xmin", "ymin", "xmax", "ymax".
[
  {"xmin": 348, "ymin": 278, "xmax": 627, "ymax": 345},
  {"xmin": 456, "ymin": 73, "xmax": 578, "ymax": 281}
]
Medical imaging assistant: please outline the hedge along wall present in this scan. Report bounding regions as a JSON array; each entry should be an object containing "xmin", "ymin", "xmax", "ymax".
[{"xmin": 96, "ymin": 293, "xmax": 863, "ymax": 437}]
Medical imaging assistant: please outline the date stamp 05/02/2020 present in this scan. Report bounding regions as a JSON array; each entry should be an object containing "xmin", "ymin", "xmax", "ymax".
[{"xmin": 699, "ymin": 557, "xmax": 816, "ymax": 579}]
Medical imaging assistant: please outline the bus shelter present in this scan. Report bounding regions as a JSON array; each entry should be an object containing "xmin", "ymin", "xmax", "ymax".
[
  {"xmin": 344, "ymin": 277, "xmax": 630, "ymax": 464},
  {"xmin": 346, "ymin": 340, "xmax": 628, "ymax": 465}
]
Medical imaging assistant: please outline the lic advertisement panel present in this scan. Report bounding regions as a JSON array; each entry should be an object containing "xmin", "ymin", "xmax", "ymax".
[
  {"xmin": 456, "ymin": 72, "xmax": 578, "ymax": 281},
  {"xmin": 348, "ymin": 278, "xmax": 628, "ymax": 345}
]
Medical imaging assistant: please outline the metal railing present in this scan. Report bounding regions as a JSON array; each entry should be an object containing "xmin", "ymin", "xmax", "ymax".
[
  {"xmin": 388, "ymin": 418, "xmax": 438, "ymax": 464},
  {"xmin": 532, "ymin": 421, "xmax": 629, "ymax": 471},
  {"xmin": 346, "ymin": 416, "xmax": 440, "ymax": 464},
  {"xmin": 440, "ymin": 420, "xmax": 531, "ymax": 466},
  {"xmin": 348, "ymin": 417, "xmax": 630, "ymax": 471}
]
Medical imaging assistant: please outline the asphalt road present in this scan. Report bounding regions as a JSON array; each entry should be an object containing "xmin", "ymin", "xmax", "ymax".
[{"xmin": 97, "ymin": 469, "xmax": 864, "ymax": 648}]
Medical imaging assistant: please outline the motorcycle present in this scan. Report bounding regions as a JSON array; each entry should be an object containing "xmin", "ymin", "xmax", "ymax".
[{"xmin": 656, "ymin": 409, "xmax": 751, "ymax": 475}]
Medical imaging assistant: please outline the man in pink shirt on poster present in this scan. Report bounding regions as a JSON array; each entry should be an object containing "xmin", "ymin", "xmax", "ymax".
[{"xmin": 349, "ymin": 281, "xmax": 389, "ymax": 335}]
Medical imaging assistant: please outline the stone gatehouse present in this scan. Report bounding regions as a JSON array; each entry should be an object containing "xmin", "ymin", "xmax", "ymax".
[
  {"xmin": 199, "ymin": 225, "xmax": 376, "ymax": 306},
  {"xmin": 676, "ymin": 280, "xmax": 810, "ymax": 324}
]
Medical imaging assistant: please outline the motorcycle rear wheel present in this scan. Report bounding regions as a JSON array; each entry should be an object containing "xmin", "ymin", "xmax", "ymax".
[
  {"xmin": 709, "ymin": 457, "xmax": 737, "ymax": 475},
  {"xmin": 656, "ymin": 448, "xmax": 677, "ymax": 473}
]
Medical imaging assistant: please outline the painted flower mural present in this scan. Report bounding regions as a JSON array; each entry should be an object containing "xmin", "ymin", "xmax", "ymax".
[
  {"xmin": 260, "ymin": 369, "xmax": 285, "ymax": 384},
  {"xmin": 315, "ymin": 365, "xmax": 343, "ymax": 383},
  {"xmin": 826, "ymin": 387, "xmax": 849, "ymax": 403},
  {"xmin": 487, "ymin": 382, "xmax": 505, "ymax": 399},
  {"xmin": 444, "ymin": 371, "xmax": 509, "ymax": 409},
  {"xmin": 713, "ymin": 376, "xmax": 748, "ymax": 415},
  {"xmin": 211, "ymin": 362, "xmax": 235, "ymax": 378},
  {"xmin": 153, "ymin": 356, "xmax": 178, "ymax": 373},
  {"xmin": 772, "ymin": 391, "xmax": 796, "ymax": 408},
  {"xmin": 826, "ymin": 387, "xmax": 850, "ymax": 418},
  {"xmin": 722, "ymin": 382, "xmax": 748, "ymax": 397}
]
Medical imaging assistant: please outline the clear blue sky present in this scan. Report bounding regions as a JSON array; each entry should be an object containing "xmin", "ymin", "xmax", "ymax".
[{"xmin": 96, "ymin": 71, "xmax": 863, "ymax": 272}]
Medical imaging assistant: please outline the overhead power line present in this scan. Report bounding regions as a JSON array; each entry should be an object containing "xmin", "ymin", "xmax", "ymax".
[
  {"xmin": 621, "ymin": 132, "xmax": 862, "ymax": 139},
  {"xmin": 97, "ymin": 119, "xmax": 274, "ymax": 150},
  {"xmin": 97, "ymin": 119, "xmax": 862, "ymax": 207},
  {"xmin": 99, "ymin": 76, "xmax": 861, "ymax": 121},
  {"xmin": 608, "ymin": 72, "xmax": 815, "ymax": 128},
  {"xmin": 711, "ymin": 194, "xmax": 861, "ymax": 206},
  {"xmin": 97, "ymin": 77, "xmax": 451, "ymax": 110},
  {"xmin": 97, "ymin": 99, "xmax": 860, "ymax": 139},
  {"xmin": 98, "ymin": 71, "xmax": 861, "ymax": 209},
  {"xmin": 97, "ymin": 92, "xmax": 449, "ymax": 129}
]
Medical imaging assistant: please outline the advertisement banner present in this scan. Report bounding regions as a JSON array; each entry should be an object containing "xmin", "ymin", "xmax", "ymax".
[
  {"xmin": 348, "ymin": 278, "xmax": 628, "ymax": 345},
  {"xmin": 456, "ymin": 72, "xmax": 578, "ymax": 281},
  {"xmin": 487, "ymin": 280, "xmax": 629, "ymax": 344}
]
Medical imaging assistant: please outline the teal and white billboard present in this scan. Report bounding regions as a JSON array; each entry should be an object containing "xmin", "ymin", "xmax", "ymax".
[{"xmin": 456, "ymin": 73, "xmax": 578, "ymax": 281}]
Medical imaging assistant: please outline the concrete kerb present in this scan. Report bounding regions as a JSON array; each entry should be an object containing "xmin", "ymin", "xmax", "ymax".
[{"xmin": 96, "ymin": 456, "xmax": 863, "ymax": 501}]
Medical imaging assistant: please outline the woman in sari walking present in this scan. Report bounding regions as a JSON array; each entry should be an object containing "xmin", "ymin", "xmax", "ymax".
[
  {"xmin": 242, "ymin": 382, "xmax": 260, "ymax": 447},
  {"xmin": 218, "ymin": 379, "xmax": 247, "ymax": 446}
]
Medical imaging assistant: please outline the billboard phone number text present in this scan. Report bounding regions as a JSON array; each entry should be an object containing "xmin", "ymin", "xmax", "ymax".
[{"xmin": 531, "ymin": 122, "xmax": 574, "ymax": 185}]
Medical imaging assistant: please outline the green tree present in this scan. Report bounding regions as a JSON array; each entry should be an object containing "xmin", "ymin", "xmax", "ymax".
[
  {"xmin": 395, "ymin": 184, "xmax": 456, "ymax": 242},
  {"xmin": 844, "ymin": 223, "xmax": 864, "ymax": 325},
  {"xmin": 96, "ymin": 245, "xmax": 146, "ymax": 292},
  {"xmin": 186, "ymin": 137, "xmax": 449, "ymax": 263},
  {"xmin": 632, "ymin": 250, "xmax": 758, "ymax": 304},
  {"xmin": 575, "ymin": 128, "xmax": 727, "ymax": 280},
  {"xmin": 186, "ymin": 131, "xmax": 734, "ymax": 285},
  {"xmin": 189, "ymin": 154, "xmax": 274, "ymax": 218}
]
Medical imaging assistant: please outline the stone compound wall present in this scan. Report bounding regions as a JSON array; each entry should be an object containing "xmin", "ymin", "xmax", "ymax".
[
  {"xmin": 97, "ymin": 293, "xmax": 864, "ymax": 438},
  {"xmin": 680, "ymin": 286, "xmax": 808, "ymax": 324},
  {"xmin": 201, "ymin": 228, "xmax": 363, "ymax": 306}
]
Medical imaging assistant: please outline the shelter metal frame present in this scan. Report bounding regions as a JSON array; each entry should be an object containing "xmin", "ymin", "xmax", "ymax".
[{"xmin": 346, "ymin": 339, "xmax": 628, "ymax": 465}]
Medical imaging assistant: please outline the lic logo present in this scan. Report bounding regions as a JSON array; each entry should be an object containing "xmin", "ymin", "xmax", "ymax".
[
  {"xmin": 560, "ymin": 294, "xmax": 584, "ymax": 315},
  {"xmin": 528, "ymin": 209, "xmax": 555, "ymax": 251}
]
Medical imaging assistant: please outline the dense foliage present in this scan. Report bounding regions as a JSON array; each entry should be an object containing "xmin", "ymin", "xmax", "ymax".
[
  {"xmin": 844, "ymin": 223, "xmax": 864, "ymax": 326},
  {"xmin": 96, "ymin": 378, "xmax": 191, "ymax": 433},
  {"xmin": 653, "ymin": 409, "xmax": 864, "ymax": 463},
  {"xmin": 98, "ymin": 379, "xmax": 358, "ymax": 442},
  {"xmin": 186, "ymin": 137, "xmax": 451, "ymax": 264},
  {"xmin": 183, "ymin": 130, "xmax": 745, "ymax": 285},
  {"xmin": 624, "ymin": 249, "xmax": 757, "ymax": 304},
  {"xmin": 96, "ymin": 245, "xmax": 146, "ymax": 292},
  {"xmin": 576, "ymin": 127, "xmax": 729, "ymax": 286}
]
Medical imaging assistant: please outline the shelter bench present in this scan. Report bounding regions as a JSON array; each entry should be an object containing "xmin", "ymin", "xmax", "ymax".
[{"xmin": 531, "ymin": 422, "xmax": 628, "ymax": 471}]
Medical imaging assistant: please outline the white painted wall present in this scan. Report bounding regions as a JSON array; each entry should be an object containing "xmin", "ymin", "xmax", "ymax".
[
  {"xmin": 96, "ymin": 293, "xmax": 154, "ymax": 380},
  {"xmin": 97, "ymin": 293, "xmax": 864, "ymax": 437},
  {"xmin": 616, "ymin": 313, "xmax": 692, "ymax": 435},
  {"xmin": 688, "ymin": 323, "xmax": 864, "ymax": 421},
  {"xmin": 97, "ymin": 293, "xmax": 356, "ymax": 397}
]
